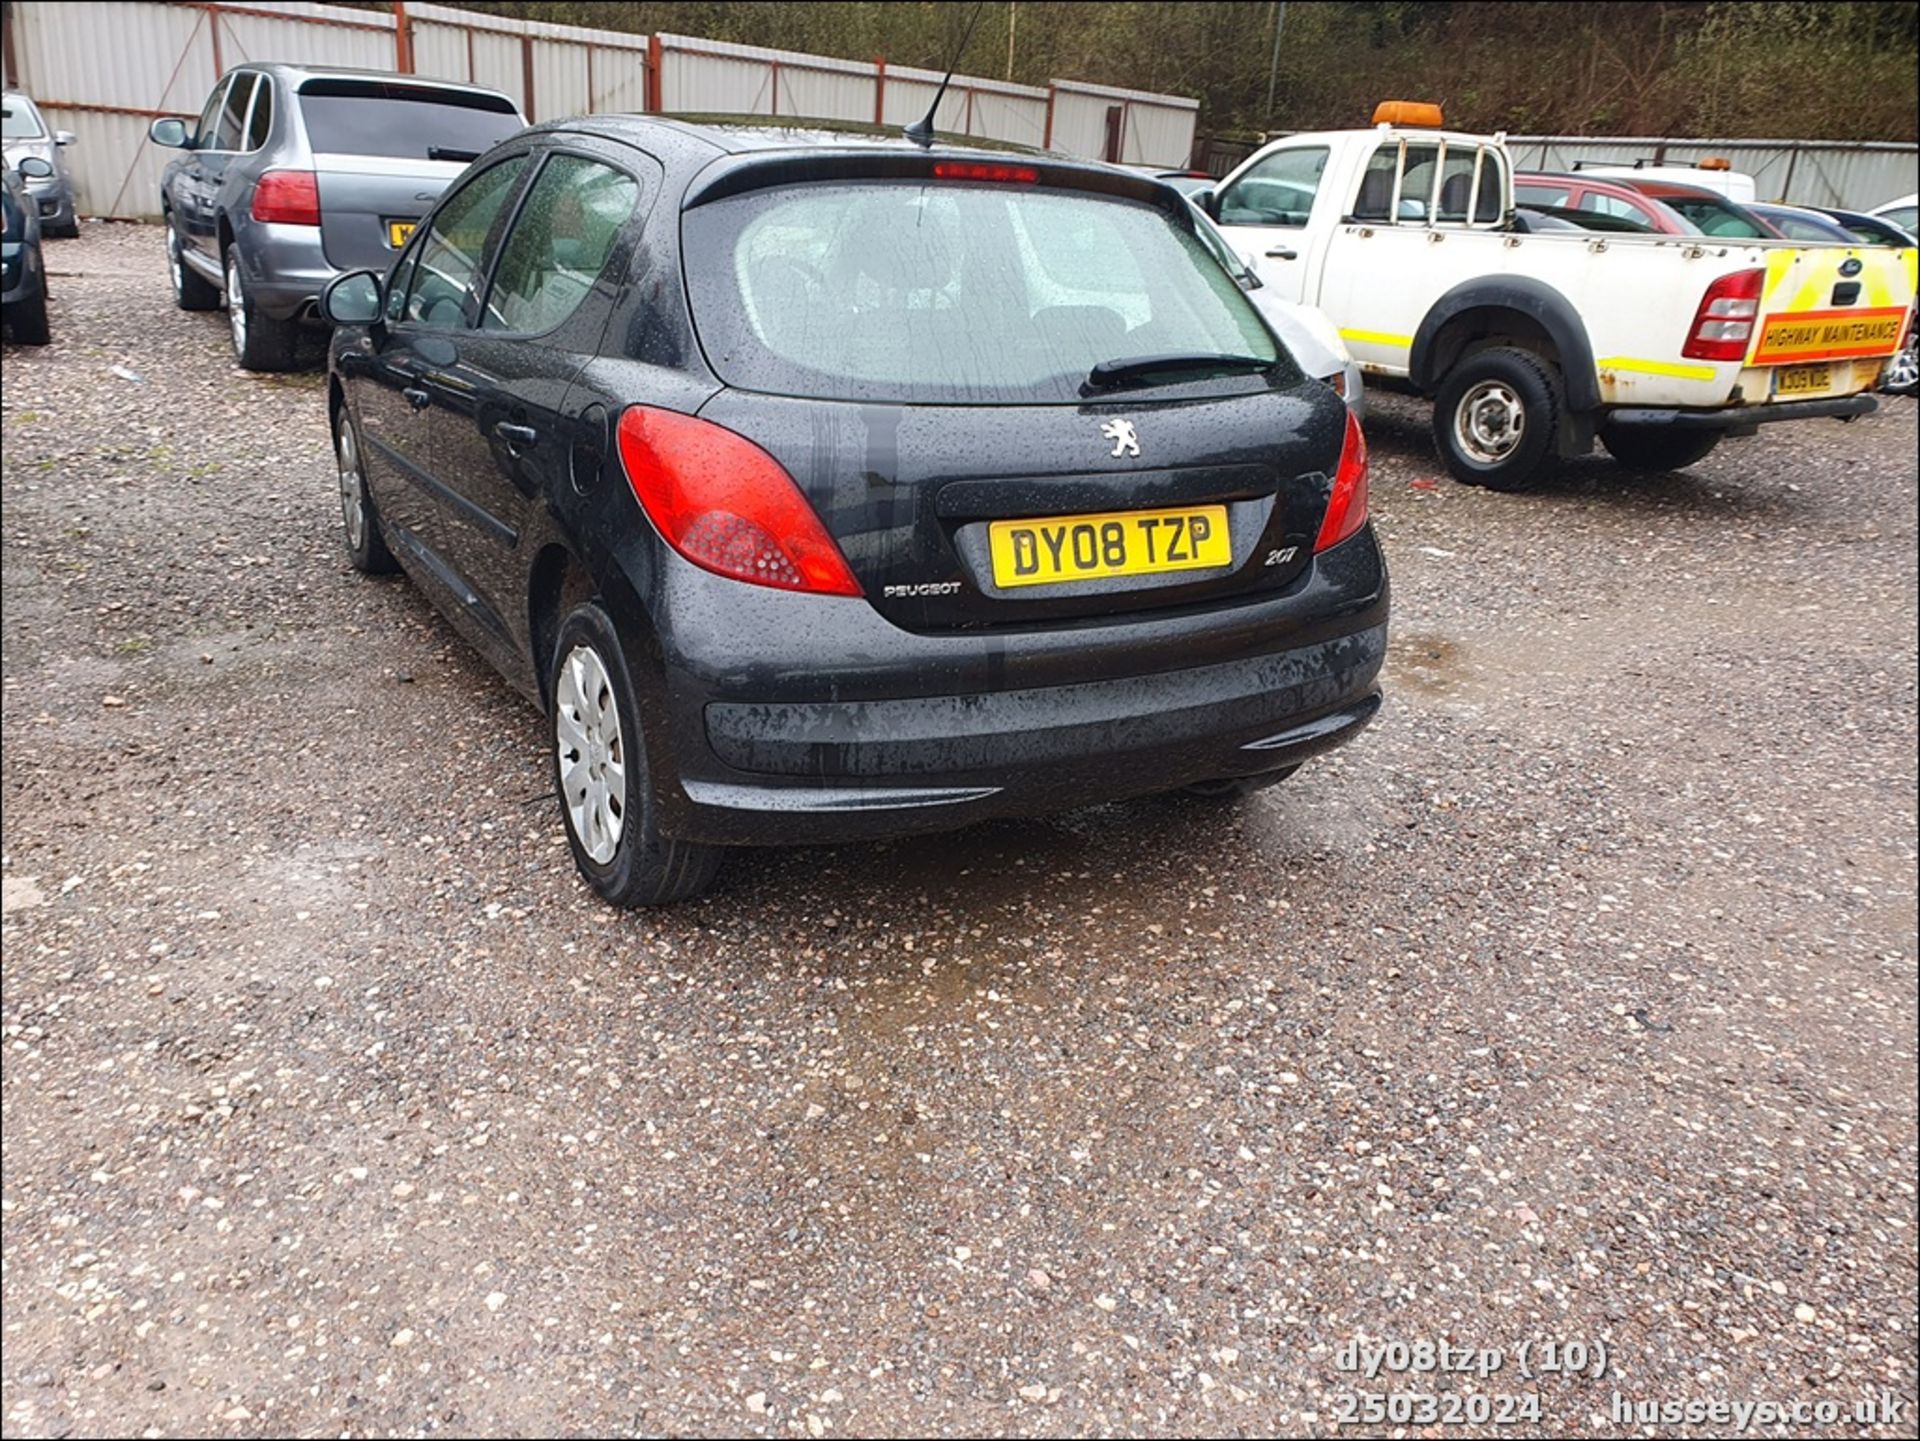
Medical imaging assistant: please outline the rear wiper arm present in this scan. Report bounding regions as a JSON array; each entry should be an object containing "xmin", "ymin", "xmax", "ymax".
[
  {"xmin": 1085, "ymin": 352, "xmax": 1274, "ymax": 389},
  {"xmin": 428, "ymin": 145, "xmax": 481, "ymax": 163}
]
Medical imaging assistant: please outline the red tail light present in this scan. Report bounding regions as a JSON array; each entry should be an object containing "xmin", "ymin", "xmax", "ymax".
[
  {"xmin": 1314, "ymin": 408, "xmax": 1369, "ymax": 553},
  {"xmin": 616, "ymin": 407, "xmax": 862, "ymax": 597},
  {"xmin": 932, "ymin": 161, "xmax": 1038, "ymax": 184},
  {"xmin": 250, "ymin": 170, "xmax": 320, "ymax": 226},
  {"xmin": 1682, "ymin": 267, "xmax": 1763, "ymax": 362}
]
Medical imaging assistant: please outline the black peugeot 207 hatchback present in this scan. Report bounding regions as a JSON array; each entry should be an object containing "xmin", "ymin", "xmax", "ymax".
[{"xmin": 321, "ymin": 115, "xmax": 1388, "ymax": 906}]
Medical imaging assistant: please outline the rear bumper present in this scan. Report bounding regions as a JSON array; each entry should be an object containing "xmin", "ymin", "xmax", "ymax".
[
  {"xmin": 1607, "ymin": 394, "xmax": 1878, "ymax": 430},
  {"xmin": 617, "ymin": 529, "xmax": 1390, "ymax": 847},
  {"xmin": 235, "ymin": 223, "xmax": 340, "ymax": 322}
]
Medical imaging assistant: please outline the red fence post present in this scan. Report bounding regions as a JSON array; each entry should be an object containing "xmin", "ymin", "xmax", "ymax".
[
  {"xmin": 1043, "ymin": 83, "xmax": 1055, "ymax": 148},
  {"xmin": 207, "ymin": 3, "xmax": 224, "ymax": 75},
  {"xmin": 873, "ymin": 56, "xmax": 886, "ymax": 126},
  {"xmin": 646, "ymin": 33, "xmax": 662, "ymax": 111},
  {"xmin": 521, "ymin": 34, "xmax": 535, "ymax": 120},
  {"xmin": 392, "ymin": 1, "xmax": 413, "ymax": 74}
]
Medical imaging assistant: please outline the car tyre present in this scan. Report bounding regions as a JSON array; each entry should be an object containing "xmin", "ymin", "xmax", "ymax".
[
  {"xmin": 1882, "ymin": 333, "xmax": 1918, "ymax": 397},
  {"xmin": 1183, "ymin": 764, "xmax": 1300, "ymax": 800},
  {"xmin": 1598, "ymin": 426, "xmax": 1722, "ymax": 472},
  {"xmin": 333, "ymin": 406, "xmax": 397, "ymax": 575},
  {"xmin": 550, "ymin": 604, "xmax": 724, "ymax": 907},
  {"xmin": 226, "ymin": 250, "xmax": 305, "ymax": 371},
  {"xmin": 167, "ymin": 221, "xmax": 220, "ymax": 311},
  {"xmin": 1432, "ymin": 346, "xmax": 1563, "ymax": 491}
]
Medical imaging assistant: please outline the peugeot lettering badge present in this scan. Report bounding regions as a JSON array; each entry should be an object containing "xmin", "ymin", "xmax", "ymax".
[{"xmin": 1101, "ymin": 419, "xmax": 1141, "ymax": 458}]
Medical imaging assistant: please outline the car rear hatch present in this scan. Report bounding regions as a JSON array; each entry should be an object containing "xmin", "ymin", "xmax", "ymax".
[
  {"xmin": 294, "ymin": 77, "xmax": 524, "ymax": 273},
  {"xmin": 677, "ymin": 152, "xmax": 1357, "ymax": 632}
]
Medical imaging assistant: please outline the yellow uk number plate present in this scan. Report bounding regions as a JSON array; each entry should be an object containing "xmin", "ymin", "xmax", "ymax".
[
  {"xmin": 988, "ymin": 504, "xmax": 1231, "ymax": 589},
  {"xmin": 387, "ymin": 220, "xmax": 416, "ymax": 248},
  {"xmin": 1773, "ymin": 363, "xmax": 1832, "ymax": 396}
]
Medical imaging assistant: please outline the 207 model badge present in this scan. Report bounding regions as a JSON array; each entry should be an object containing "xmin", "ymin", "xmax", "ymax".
[{"xmin": 1101, "ymin": 419, "xmax": 1141, "ymax": 458}]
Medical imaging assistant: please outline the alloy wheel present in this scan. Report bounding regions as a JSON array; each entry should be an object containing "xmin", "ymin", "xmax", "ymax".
[
  {"xmin": 336, "ymin": 413, "xmax": 367, "ymax": 552},
  {"xmin": 226, "ymin": 257, "xmax": 247, "ymax": 357}
]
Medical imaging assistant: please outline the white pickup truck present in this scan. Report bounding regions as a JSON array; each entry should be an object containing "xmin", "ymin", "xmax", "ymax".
[{"xmin": 1201, "ymin": 106, "xmax": 1917, "ymax": 489}]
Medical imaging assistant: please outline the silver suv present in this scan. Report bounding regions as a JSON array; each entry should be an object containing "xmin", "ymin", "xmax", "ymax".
[{"xmin": 149, "ymin": 64, "xmax": 522, "ymax": 370}]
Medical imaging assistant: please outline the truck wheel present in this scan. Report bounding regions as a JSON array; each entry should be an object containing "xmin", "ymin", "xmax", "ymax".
[
  {"xmin": 1432, "ymin": 347, "xmax": 1562, "ymax": 491},
  {"xmin": 1599, "ymin": 427, "xmax": 1722, "ymax": 472}
]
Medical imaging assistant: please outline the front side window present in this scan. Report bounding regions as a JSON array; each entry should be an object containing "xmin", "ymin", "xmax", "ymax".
[
  {"xmin": 1515, "ymin": 183, "xmax": 1571, "ymax": 208},
  {"xmin": 398, "ymin": 156, "xmax": 528, "ymax": 328},
  {"xmin": 684, "ymin": 181, "xmax": 1287, "ymax": 405},
  {"xmin": 481, "ymin": 155, "xmax": 639, "ymax": 334},
  {"xmin": 192, "ymin": 80, "xmax": 228, "ymax": 149},
  {"xmin": 1580, "ymin": 191, "xmax": 1653, "ymax": 224},
  {"xmin": 2, "ymin": 96, "xmax": 46, "ymax": 139},
  {"xmin": 213, "ymin": 74, "xmax": 255, "ymax": 151},
  {"xmin": 1216, "ymin": 147, "xmax": 1328, "ymax": 228}
]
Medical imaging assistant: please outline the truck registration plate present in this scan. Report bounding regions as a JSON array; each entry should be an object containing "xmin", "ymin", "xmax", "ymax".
[{"xmin": 1773, "ymin": 363, "xmax": 1832, "ymax": 396}]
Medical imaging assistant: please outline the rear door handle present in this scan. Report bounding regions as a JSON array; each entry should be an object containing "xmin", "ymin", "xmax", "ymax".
[
  {"xmin": 403, "ymin": 386, "xmax": 431, "ymax": 411},
  {"xmin": 493, "ymin": 421, "xmax": 539, "ymax": 453},
  {"xmin": 1265, "ymin": 246, "xmax": 1299, "ymax": 260}
]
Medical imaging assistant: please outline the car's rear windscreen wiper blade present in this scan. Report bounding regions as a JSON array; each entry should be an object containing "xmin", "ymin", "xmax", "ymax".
[
  {"xmin": 1085, "ymin": 352, "xmax": 1274, "ymax": 389},
  {"xmin": 428, "ymin": 145, "xmax": 481, "ymax": 163}
]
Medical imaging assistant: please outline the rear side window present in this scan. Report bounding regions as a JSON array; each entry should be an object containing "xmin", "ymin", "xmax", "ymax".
[
  {"xmin": 684, "ymin": 181, "xmax": 1286, "ymax": 405},
  {"xmin": 398, "ymin": 155, "xmax": 527, "ymax": 328},
  {"xmin": 482, "ymin": 155, "xmax": 639, "ymax": 334},
  {"xmin": 296, "ymin": 80, "xmax": 522, "ymax": 161},
  {"xmin": 214, "ymin": 74, "xmax": 254, "ymax": 151},
  {"xmin": 246, "ymin": 78, "xmax": 273, "ymax": 150},
  {"xmin": 1579, "ymin": 191, "xmax": 1656, "ymax": 227}
]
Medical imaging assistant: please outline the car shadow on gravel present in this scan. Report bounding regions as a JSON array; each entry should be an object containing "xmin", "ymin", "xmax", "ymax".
[{"xmin": 1362, "ymin": 390, "xmax": 1823, "ymax": 521}]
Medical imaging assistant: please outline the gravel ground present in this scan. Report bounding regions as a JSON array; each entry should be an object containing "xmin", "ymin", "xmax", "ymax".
[{"xmin": 2, "ymin": 223, "xmax": 1915, "ymax": 1439}]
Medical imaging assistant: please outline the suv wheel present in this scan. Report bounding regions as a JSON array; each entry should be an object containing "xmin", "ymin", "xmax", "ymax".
[
  {"xmin": 168, "ymin": 223, "xmax": 219, "ymax": 310},
  {"xmin": 1432, "ymin": 347, "xmax": 1563, "ymax": 491},
  {"xmin": 550, "ymin": 604, "xmax": 723, "ymax": 907},
  {"xmin": 334, "ymin": 406, "xmax": 397, "ymax": 575},
  {"xmin": 225, "ymin": 251, "xmax": 304, "ymax": 371}
]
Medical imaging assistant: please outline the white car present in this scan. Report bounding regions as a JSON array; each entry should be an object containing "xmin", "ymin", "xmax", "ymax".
[
  {"xmin": 1186, "ymin": 197, "xmax": 1366, "ymax": 418},
  {"xmin": 1871, "ymin": 192, "xmax": 1918, "ymax": 237}
]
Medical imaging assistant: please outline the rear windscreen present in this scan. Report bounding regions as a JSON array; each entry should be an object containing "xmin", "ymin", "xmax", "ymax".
[
  {"xmin": 682, "ymin": 180, "xmax": 1289, "ymax": 404},
  {"xmin": 296, "ymin": 80, "xmax": 522, "ymax": 161}
]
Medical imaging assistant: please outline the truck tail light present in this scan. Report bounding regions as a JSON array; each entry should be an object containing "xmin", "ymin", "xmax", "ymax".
[
  {"xmin": 1682, "ymin": 267, "xmax": 1764, "ymax": 362},
  {"xmin": 616, "ymin": 407, "xmax": 862, "ymax": 597},
  {"xmin": 1314, "ymin": 408, "xmax": 1369, "ymax": 553},
  {"xmin": 250, "ymin": 170, "xmax": 321, "ymax": 226}
]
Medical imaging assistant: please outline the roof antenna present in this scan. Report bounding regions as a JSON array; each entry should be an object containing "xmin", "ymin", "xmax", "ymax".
[{"xmin": 904, "ymin": 1, "xmax": 989, "ymax": 148}]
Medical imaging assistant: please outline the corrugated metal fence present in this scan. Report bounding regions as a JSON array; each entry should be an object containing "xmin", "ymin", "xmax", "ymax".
[
  {"xmin": 2, "ymin": 0, "xmax": 1202, "ymax": 220},
  {"xmin": 1506, "ymin": 135, "xmax": 1917, "ymax": 211}
]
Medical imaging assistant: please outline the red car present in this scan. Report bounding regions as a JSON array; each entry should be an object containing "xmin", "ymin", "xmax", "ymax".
[
  {"xmin": 1515, "ymin": 172, "xmax": 1781, "ymax": 240},
  {"xmin": 1514, "ymin": 173, "xmax": 1696, "ymax": 234}
]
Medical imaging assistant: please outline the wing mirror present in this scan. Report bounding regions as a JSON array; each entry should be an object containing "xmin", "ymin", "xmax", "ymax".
[
  {"xmin": 147, "ymin": 117, "xmax": 190, "ymax": 149},
  {"xmin": 1196, "ymin": 187, "xmax": 1221, "ymax": 220},
  {"xmin": 17, "ymin": 156, "xmax": 54, "ymax": 179},
  {"xmin": 321, "ymin": 269, "xmax": 384, "ymax": 326},
  {"xmin": 54, "ymin": 130, "xmax": 75, "ymax": 147}
]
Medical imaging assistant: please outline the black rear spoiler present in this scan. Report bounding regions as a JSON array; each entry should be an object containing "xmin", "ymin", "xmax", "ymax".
[{"xmin": 681, "ymin": 149, "xmax": 1188, "ymax": 216}]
